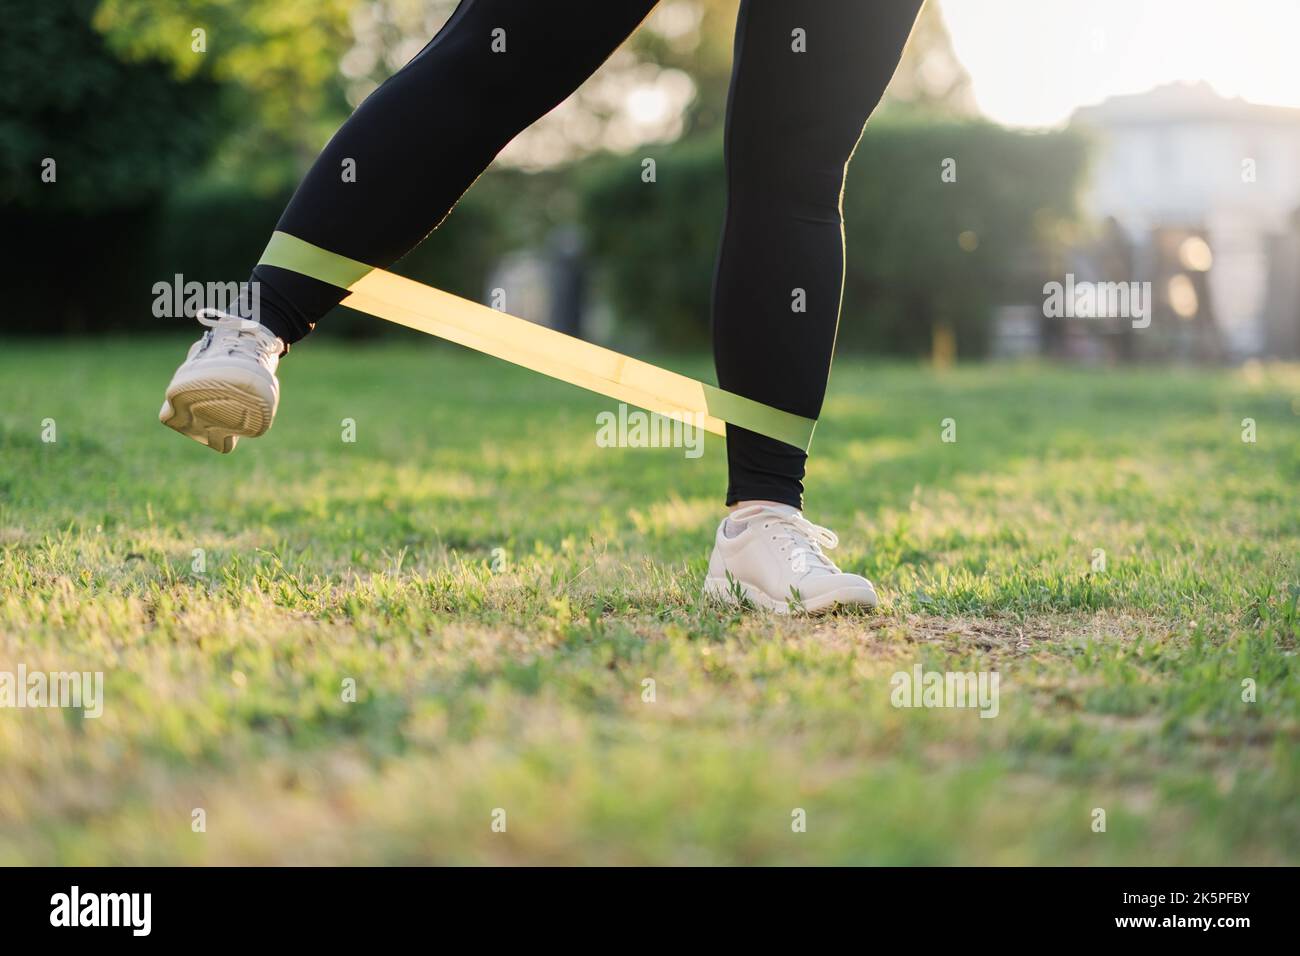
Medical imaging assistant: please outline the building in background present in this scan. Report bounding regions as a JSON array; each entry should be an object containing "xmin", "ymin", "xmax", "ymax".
[{"xmin": 1070, "ymin": 81, "xmax": 1300, "ymax": 359}]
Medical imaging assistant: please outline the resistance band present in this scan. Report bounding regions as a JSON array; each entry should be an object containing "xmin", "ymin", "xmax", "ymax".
[{"xmin": 258, "ymin": 231, "xmax": 817, "ymax": 450}]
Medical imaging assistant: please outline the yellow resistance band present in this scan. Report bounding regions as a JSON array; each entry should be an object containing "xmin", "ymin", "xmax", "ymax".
[{"xmin": 258, "ymin": 231, "xmax": 817, "ymax": 450}]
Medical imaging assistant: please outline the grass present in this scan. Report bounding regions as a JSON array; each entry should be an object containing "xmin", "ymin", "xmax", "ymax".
[{"xmin": 1, "ymin": 335, "xmax": 1298, "ymax": 865}]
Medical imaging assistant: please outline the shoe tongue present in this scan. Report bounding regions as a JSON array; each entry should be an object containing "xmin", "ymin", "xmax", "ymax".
[{"xmin": 725, "ymin": 503, "xmax": 799, "ymax": 538}]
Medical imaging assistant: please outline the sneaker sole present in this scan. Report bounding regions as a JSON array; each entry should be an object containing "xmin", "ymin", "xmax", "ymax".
[
  {"xmin": 702, "ymin": 575, "xmax": 877, "ymax": 615},
  {"xmin": 160, "ymin": 377, "xmax": 276, "ymax": 454}
]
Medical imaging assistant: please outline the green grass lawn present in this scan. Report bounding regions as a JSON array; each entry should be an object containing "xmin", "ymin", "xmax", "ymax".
[{"xmin": 1, "ymin": 336, "xmax": 1297, "ymax": 864}]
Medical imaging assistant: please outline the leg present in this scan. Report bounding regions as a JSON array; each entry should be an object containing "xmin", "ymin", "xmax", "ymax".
[
  {"xmin": 254, "ymin": 0, "xmax": 659, "ymax": 343},
  {"xmin": 712, "ymin": 0, "xmax": 922, "ymax": 508},
  {"xmin": 162, "ymin": 0, "xmax": 656, "ymax": 453}
]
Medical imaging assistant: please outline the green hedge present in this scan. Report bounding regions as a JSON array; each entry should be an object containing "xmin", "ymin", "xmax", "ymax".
[
  {"xmin": 579, "ymin": 120, "xmax": 1089, "ymax": 355},
  {"xmin": 1, "ymin": 178, "xmax": 514, "ymax": 337}
]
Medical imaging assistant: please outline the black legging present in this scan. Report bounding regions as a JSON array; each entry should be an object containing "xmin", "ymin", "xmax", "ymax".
[{"xmin": 252, "ymin": 0, "xmax": 922, "ymax": 508}]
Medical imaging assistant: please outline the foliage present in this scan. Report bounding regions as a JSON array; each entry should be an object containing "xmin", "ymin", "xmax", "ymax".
[
  {"xmin": 578, "ymin": 136, "xmax": 727, "ymax": 348},
  {"xmin": 579, "ymin": 120, "xmax": 1089, "ymax": 354},
  {"xmin": 0, "ymin": 0, "xmax": 222, "ymax": 211},
  {"xmin": 838, "ymin": 119, "xmax": 1089, "ymax": 354},
  {"xmin": 93, "ymin": 0, "xmax": 356, "ymax": 164}
]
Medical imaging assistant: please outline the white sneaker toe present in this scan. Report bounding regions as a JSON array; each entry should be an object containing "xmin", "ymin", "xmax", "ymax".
[{"xmin": 792, "ymin": 572, "xmax": 878, "ymax": 613}]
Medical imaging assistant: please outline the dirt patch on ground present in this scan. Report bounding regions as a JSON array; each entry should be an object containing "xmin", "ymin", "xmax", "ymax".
[{"xmin": 695, "ymin": 608, "xmax": 1186, "ymax": 663}]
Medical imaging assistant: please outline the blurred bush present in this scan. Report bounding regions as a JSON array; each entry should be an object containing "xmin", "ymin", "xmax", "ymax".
[
  {"xmin": 2, "ymin": 178, "xmax": 514, "ymax": 336},
  {"xmin": 579, "ymin": 136, "xmax": 727, "ymax": 349},
  {"xmin": 580, "ymin": 120, "xmax": 1089, "ymax": 355}
]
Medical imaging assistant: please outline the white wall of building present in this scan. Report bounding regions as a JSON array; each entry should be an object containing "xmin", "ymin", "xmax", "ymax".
[{"xmin": 1072, "ymin": 83, "xmax": 1300, "ymax": 356}]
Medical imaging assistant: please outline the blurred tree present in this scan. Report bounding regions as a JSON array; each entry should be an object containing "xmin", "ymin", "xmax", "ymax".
[
  {"xmin": 93, "ymin": 0, "xmax": 355, "ymax": 181},
  {"xmin": 880, "ymin": 0, "xmax": 978, "ymax": 117},
  {"xmin": 634, "ymin": 0, "xmax": 739, "ymax": 135},
  {"xmin": 13, "ymin": 0, "xmax": 976, "ymax": 206},
  {"xmin": 335, "ymin": 0, "xmax": 739, "ymax": 171},
  {"xmin": 0, "ymin": 0, "xmax": 234, "ymax": 333},
  {"xmin": 488, "ymin": 0, "xmax": 977, "ymax": 168},
  {"xmin": 90, "ymin": 0, "xmax": 740, "ymax": 180},
  {"xmin": 0, "ymin": 0, "xmax": 221, "ymax": 210}
]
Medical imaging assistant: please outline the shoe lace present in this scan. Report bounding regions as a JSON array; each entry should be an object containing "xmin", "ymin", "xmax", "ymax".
[
  {"xmin": 734, "ymin": 506, "xmax": 841, "ymax": 574},
  {"xmin": 196, "ymin": 309, "xmax": 282, "ymax": 363}
]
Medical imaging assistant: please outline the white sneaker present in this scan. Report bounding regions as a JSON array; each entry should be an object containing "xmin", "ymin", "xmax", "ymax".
[
  {"xmin": 703, "ymin": 504, "xmax": 878, "ymax": 614},
  {"xmin": 159, "ymin": 309, "xmax": 284, "ymax": 454}
]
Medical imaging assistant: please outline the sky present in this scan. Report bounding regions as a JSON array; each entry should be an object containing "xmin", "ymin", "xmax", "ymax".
[{"xmin": 939, "ymin": 0, "xmax": 1300, "ymax": 127}]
